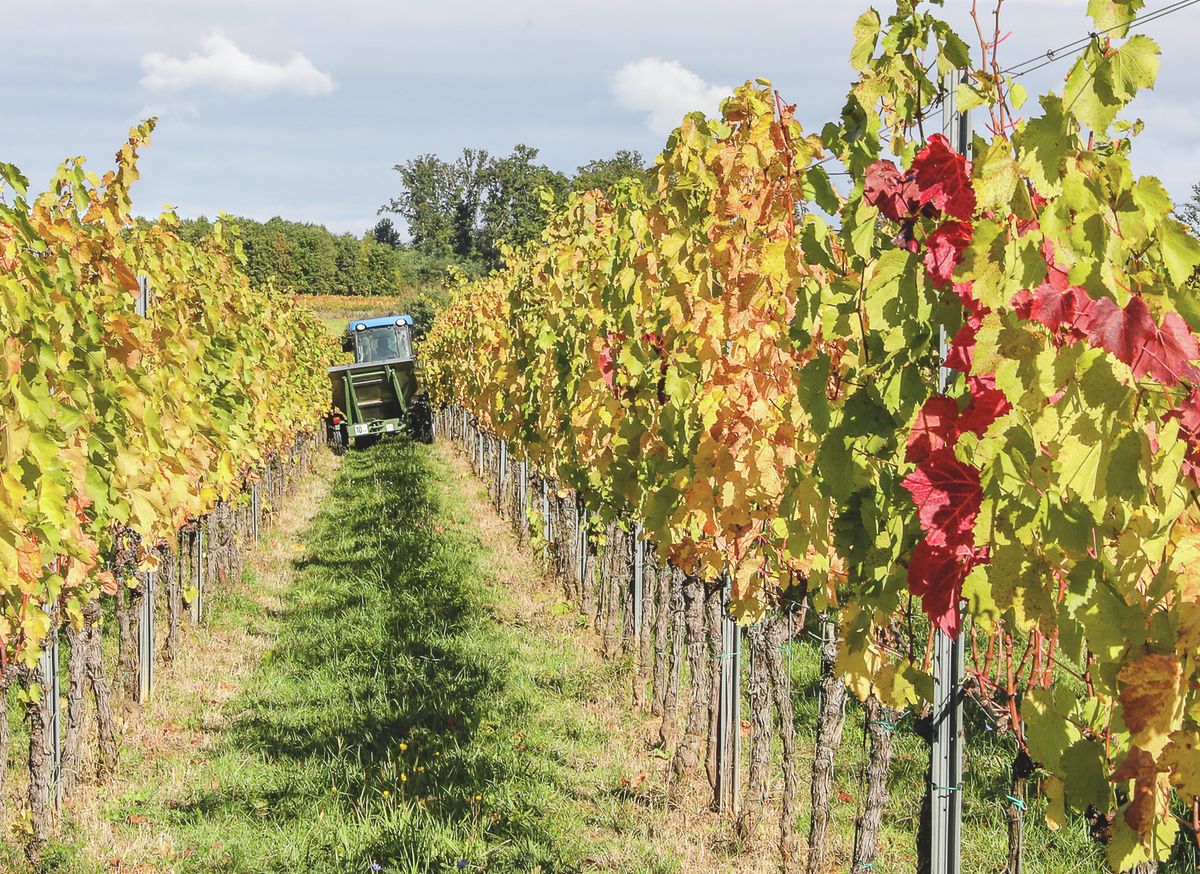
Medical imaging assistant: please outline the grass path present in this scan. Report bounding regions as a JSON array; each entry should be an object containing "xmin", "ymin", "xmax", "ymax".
[{"xmin": 51, "ymin": 439, "xmax": 695, "ymax": 873}]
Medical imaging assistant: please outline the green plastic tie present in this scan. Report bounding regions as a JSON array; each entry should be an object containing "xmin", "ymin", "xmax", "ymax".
[
  {"xmin": 1007, "ymin": 794, "xmax": 1026, "ymax": 811},
  {"xmin": 712, "ymin": 650, "xmax": 741, "ymax": 661},
  {"xmin": 866, "ymin": 710, "xmax": 908, "ymax": 734},
  {"xmin": 932, "ymin": 784, "xmax": 961, "ymax": 793}
]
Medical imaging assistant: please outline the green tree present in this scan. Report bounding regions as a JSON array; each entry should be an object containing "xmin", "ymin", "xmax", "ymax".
[
  {"xmin": 176, "ymin": 215, "xmax": 213, "ymax": 244},
  {"xmin": 382, "ymin": 149, "xmax": 489, "ymax": 260},
  {"xmin": 373, "ymin": 218, "xmax": 402, "ymax": 248},
  {"xmin": 478, "ymin": 145, "xmax": 568, "ymax": 264},
  {"xmin": 1179, "ymin": 182, "xmax": 1200, "ymax": 237},
  {"xmin": 571, "ymin": 149, "xmax": 647, "ymax": 195},
  {"xmin": 383, "ymin": 145, "xmax": 580, "ymax": 270}
]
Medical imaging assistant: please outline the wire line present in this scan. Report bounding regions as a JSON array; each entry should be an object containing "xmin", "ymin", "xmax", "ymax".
[{"xmin": 1000, "ymin": 0, "xmax": 1200, "ymax": 78}]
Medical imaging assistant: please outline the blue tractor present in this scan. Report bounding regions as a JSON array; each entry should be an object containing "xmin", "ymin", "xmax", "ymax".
[{"xmin": 326, "ymin": 315, "xmax": 431, "ymax": 452}]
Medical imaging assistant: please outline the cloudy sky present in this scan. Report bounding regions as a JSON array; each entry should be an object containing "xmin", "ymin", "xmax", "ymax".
[{"xmin": 3, "ymin": 0, "xmax": 1198, "ymax": 236}]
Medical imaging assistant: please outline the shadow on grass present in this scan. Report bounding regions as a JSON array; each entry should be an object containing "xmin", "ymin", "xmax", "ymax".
[{"xmin": 165, "ymin": 438, "xmax": 581, "ymax": 872}]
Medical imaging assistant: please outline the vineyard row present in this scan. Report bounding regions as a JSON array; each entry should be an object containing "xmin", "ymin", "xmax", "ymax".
[
  {"xmin": 0, "ymin": 122, "xmax": 333, "ymax": 860},
  {"xmin": 420, "ymin": 2, "xmax": 1200, "ymax": 869}
]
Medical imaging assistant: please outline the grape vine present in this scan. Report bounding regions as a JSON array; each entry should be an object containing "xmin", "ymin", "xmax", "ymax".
[
  {"xmin": 422, "ymin": 0, "xmax": 1200, "ymax": 866},
  {"xmin": 0, "ymin": 122, "xmax": 332, "ymax": 670}
]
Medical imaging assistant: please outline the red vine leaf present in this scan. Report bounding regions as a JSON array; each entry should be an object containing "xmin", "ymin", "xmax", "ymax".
[
  {"xmin": 864, "ymin": 159, "xmax": 918, "ymax": 223},
  {"xmin": 1109, "ymin": 747, "xmax": 1164, "ymax": 839},
  {"xmin": 944, "ymin": 319, "xmax": 978, "ymax": 373},
  {"xmin": 901, "ymin": 447, "xmax": 982, "ymax": 548},
  {"xmin": 1082, "ymin": 295, "xmax": 1155, "ymax": 368},
  {"xmin": 1025, "ymin": 284, "xmax": 1091, "ymax": 337},
  {"xmin": 906, "ymin": 396, "xmax": 961, "ymax": 463},
  {"xmin": 1132, "ymin": 311, "xmax": 1200, "ymax": 387},
  {"xmin": 907, "ymin": 540, "xmax": 978, "ymax": 638},
  {"xmin": 958, "ymin": 375, "xmax": 1012, "ymax": 436},
  {"xmin": 924, "ymin": 220, "xmax": 973, "ymax": 288},
  {"xmin": 598, "ymin": 338, "xmax": 617, "ymax": 391},
  {"xmin": 910, "ymin": 134, "xmax": 975, "ymax": 221},
  {"xmin": 1165, "ymin": 388, "xmax": 1200, "ymax": 486}
]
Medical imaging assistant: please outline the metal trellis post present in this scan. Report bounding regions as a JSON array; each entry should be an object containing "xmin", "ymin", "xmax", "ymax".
[
  {"xmin": 632, "ymin": 522, "xmax": 644, "ymax": 642},
  {"xmin": 133, "ymin": 274, "xmax": 156, "ymax": 702},
  {"xmin": 928, "ymin": 70, "xmax": 970, "ymax": 874},
  {"xmin": 541, "ymin": 475, "xmax": 550, "ymax": 556},
  {"xmin": 251, "ymin": 481, "xmax": 260, "ymax": 545},
  {"xmin": 717, "ymin": 581, "xmax": 741, "ymax": 813},
  {"xmin": 519, "ymin": 459, "xmax": 528, "ymax": 526},
  {"xmin": 576, "ymin": 507, "xmax": 584, "ymax": 584},
  {"xmin": 498, "ymin": 439, "xmax": 507, "ymax": 512},
  {"xmin": 135, "ymin": 274, "xmax": 150, "ymax": 318},
  {"xmin": 39, "ymin": 623, "xmax": 61, "ymax": 812},
  {"xmin": 191, "ymin": 523, "xmax": 204, "ymax": 623},
  {"xmin": 137, "ymin": 569, "xmax": 155, "ymax": 702}
]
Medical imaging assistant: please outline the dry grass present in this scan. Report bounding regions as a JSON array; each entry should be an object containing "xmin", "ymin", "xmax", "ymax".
[
  {"xmin": 293, "ymin": 294, "xmax": 412, "ymax": 316},
  {"xmin": 36, "ymin": 450, "xmax": 340, "ymax": 872}
]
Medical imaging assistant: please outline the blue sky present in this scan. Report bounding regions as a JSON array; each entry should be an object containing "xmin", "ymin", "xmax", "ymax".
[{"xmin": 3, "ymin": 0, "xmax": 1198, "ymax": 237}]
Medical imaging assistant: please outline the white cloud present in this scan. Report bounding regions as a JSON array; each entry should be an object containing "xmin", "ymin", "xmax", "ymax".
[
  {"xmin": 140, "ymin": 32, "xmax": 334, "ymax": 96},
  {"xmin": 612, "ymin": 58, "xmax": 729, "ymax": 135}
]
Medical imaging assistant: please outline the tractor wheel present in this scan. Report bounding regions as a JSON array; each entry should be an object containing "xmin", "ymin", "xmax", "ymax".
[
  {"xmin": 410, "ymin": 394, "xmax": 435, "ymax": 444},
  {"xmin": 330, "ymin": 426, "xmax": 347, "ymax": 456}
]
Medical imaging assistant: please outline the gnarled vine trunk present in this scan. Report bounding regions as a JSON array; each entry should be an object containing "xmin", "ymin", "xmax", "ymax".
[
  {"xmin": 651, "ymin": 558, "xmax": 672, "ymax": 717},
  {"xmin": 671, "ymin": 575, "xmax": 711, "ymax": 785},
  {"xmin": 84, "ymin": 600, "xmax": 119, "ymax": 779},
  {"xmin": 634, "ymin": 548, "xmax": 655, "ymax": 710},
  {"xmin": 60, "ymin": 622, "xmax": 87, "ymax": 799},
  {"xmin": 806, "ymin": 614, "xmax": 848, "ymax": 874},
  {"xmin": 659, "ymin": 566, "xmax": 686, "ymax": 749},
  {"xmin": 705, "ymin": 584, "xmax": 722, "ymax": 797},
  {"xmin": 766, "ymin": 612, "xmax": 799, "ymax": 862},
  {"xmin": 738, "ymin": 619, "xmax": 773, "ymax": 842},
  {"xmin": 22, "ymin": 654, "xmax": 55, "ymax": 864},
  {"xmin": 116, "ymin": 578, "xmax": 138, "ymax": 706},
  {"xmin": 852, "ymin": 695, "xmax": 896, "ymax": 869},
  {"xmin": 0, "ymin": 668, "xmax": 11, "ymax": 820},
  {"xmin": 164, "ymin": 534, "xmax": 183, "ymax": 662}
]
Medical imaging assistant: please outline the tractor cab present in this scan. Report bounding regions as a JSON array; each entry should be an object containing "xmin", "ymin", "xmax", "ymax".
[
  {"xmin": 327, "ymin": 314, "xmax": 429, "ymax": 451},
  {"xmin": 342, "ymin": 315, "xmax": 414, "ymax": 364}
]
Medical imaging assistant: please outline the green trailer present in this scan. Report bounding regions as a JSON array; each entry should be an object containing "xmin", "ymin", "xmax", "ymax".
[{"xmin": 326, "ymin": 315, "xmax": 430, "ymax": 452}]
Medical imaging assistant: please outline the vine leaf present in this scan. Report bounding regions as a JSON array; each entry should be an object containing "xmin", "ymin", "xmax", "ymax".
[
  {"xmin": 1131, "ymin": 311, "xmax": 1200, "ymax": 387},
  {"xmin": 924, "ymin": 220, "xmax": 972, "ymax": 288},
  {"xmin": 1118, "ymin": 652, "xmax": 1182, "ymax": 753},
  {"xmin": 958, "ymin": 375, "xmax": 1011, "ymax": 436},
  {"xmin": 910, "ymin": 134, "xmax": 975, "ymax": 221},
  {"xmin": 905, "ymin": 396, "xmax": 960, "ymax": 463},
  {"xmin": 864, "ymin": 159, "xmax": 918, "ymax": 223},
  {"xmin": 901, "ymin": 447, "xmax": 981, "ymax": 548},
  {"xmin": 907, "ymin": 540, "xmax": 981, "ymax": 637},
  {"xmin": 1082, "ymin": 295, "xmax": 1155, "ymax": 368}
]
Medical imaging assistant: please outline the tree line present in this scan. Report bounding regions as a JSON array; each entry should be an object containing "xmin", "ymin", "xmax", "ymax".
[
  {"xmin": 174, "ymin": 215, "xmax": 440, "ymax": 298},
  {"xmin": 380, "ymin": 145, "xmax": 645, "ymax": 270},
  {"xmin": 172, "ymin": 146, "xmax": 646, "ymax": 299}
]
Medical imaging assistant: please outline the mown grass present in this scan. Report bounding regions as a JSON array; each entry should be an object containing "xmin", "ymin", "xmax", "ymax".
[
  {"xmin": 0, "ymin": 432, "xmax": 1148, "ymax": 873},
  {"xmin": 25, "ymin": 438, "xmax": 675, "ymax": 873}
]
